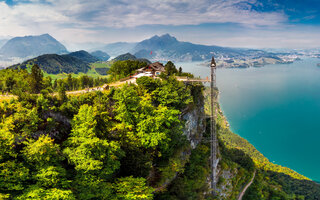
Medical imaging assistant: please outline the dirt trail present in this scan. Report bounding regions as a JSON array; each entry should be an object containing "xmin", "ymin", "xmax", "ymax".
[{"xmin": 238, "ymin": 170, "xmax": 256, "ymax": 200}]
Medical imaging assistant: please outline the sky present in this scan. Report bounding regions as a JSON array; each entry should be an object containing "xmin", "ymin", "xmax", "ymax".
[{"xmin": 0, "ymin": 0, "xmax": 320, "ymax": 50}]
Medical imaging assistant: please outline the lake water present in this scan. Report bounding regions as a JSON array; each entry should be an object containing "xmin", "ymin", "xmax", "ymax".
[{"xmin": 177, "ymin": 58, "xmax": 320, "ymax": 181}]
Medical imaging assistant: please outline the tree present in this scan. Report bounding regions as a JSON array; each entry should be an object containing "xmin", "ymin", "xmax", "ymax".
[
  {"xmin": 29, "ymin": 64, "xmax": 44, "ymax": 93},
  {"xmin": 0, "ymin": 117, "xmax": 16, "ymax": 161},
  {"xmin": 16, "ymin": 186, "xmax": 75, "ymax": 200},
  {"xmin": 67, "ymin": 74, "xmax": 73, "ymax": 90},
  {"xmin": 164, "ymin": 61, "xmax": 178, "ymax": 75},
  {"xmin": 136, "ymin": 99, "xmax": 181, "ymax": 149},
  {"xmin": 22, "ymin": 135, "xmax": 62, "ymax": 168},
  {"xmin": 64, "ymin": 104, "xmax": 123, "ymax": 176},
  {"xmin": 63, "ymin": 104, "xmax": 123, "ymax": 199},
  {"xmin": 114, "ymin": 84, "xmax": 140, "ymax": 126},
  {"xmin": 114, "ymin": 176, "xmax": 154, "ymax": 200},
  {"xmin": 136, "ymin": 76, "xmax": 159, "ymax": 92},
  {"xmin": 152, "ymin": 77, "xmax": 193, "ymax": 109},
  {"xmin": 0, "ymin": 160, "xmax": 29, "ymax": 192},
  {"xmin": 178, "ymin": 67, "xmax": 182, "ymax": 75},
  {"xmin": 109, "ymin": 60, "xmax": 148, "ymax": 81},
  {"xmin": 58, "ymin": 83, "xmax": 67, "ymax": 102},
  {"xmin": 43, "ymin": 76, "xmax": 52, "ymax": 90}
]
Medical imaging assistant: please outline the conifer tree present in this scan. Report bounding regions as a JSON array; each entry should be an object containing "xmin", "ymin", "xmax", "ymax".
[{"xmin": 29, "ymin": 64, "xmax": 44, "ymax": 93}]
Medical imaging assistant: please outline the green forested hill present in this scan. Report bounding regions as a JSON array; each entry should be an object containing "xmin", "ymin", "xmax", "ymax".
[
  {"xmin": 67, "ymin": 50, "xmax": 100, "ymax": 63},
  {"xmin": 113, "ymin": 53, "xmax": 151, "ymax": 64},
  {"xmin": 9, "ymin": 50, "xmax": 102, "ymax": 74},
  {"xmin": 9, "ymin": 54, "xmax": 91, "ymax": 74}
]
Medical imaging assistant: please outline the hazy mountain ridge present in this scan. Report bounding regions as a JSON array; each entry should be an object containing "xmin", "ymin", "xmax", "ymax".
[
  {"xmin": 132, "ymin": 34, "xmax": 281, "ymax": 62},
  {"xmin": 98, "ymin": 34, "xmax": 287, "ymax": 67},
  {"xmin": 90, "ymin": 50, "xmax": 110, "ymax": 61},
  {"xmin": 0, "ymin": 39, "xmax": 8, "ymax": 49},
  {"xmin": 100, "ymin": 42, "xmax": 137, "ymax": 57},
  {"xmin": 0, "ymin": 34, "xmax": 68, "ymax": 58}
]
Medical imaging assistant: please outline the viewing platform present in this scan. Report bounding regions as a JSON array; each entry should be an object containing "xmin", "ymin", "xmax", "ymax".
[{"xmin": 176, "ymin": 76, "xmax": 211, "ymax": 82}]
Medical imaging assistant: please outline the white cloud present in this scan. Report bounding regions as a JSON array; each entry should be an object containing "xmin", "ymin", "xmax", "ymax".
[
  {"xmin": 0, "ymin": 0, "xmax": 318, "ymax": 49},
  {"xmin": 0, "ymin": 0, "xmax": 286, "ymax": 32}
]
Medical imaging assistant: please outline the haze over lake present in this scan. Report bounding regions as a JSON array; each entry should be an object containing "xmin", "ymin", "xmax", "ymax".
[{"xmin": 178, "ymin": 58, "xmax": 320, "ymax": 181}]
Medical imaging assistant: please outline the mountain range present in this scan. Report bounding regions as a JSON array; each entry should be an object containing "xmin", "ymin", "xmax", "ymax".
[
  {"xmin": 0, "ymin": 34, "xmax": 68, "ymax": 58},
  {"xmin": 97, "ymin": 34, "xmax": 283, "ymax": 65},
  {"xmin": 100, "ymin": 42, "xmax": 137, "ymax": 57},
  {"xmin": 2, "ymin": 33, "xmax": 289, "ymax": 69}
]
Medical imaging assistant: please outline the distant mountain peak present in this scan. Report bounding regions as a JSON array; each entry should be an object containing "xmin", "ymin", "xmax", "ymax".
[
  {"xmin": 160, "ymin": 33, "xmax": 177, "ymax": 40},
  {"xmin": 148, "ymin": 33, "xmax": 178, "ymax": 43},
  {"xmin": 0, "ymin": 33, "xmax": 68, "ymax": 58},
  {"xmin": 41, "ymin": 33, "xmax": 51, "ymax": 37}
]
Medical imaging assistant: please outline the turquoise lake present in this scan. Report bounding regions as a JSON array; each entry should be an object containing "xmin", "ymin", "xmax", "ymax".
[{"xmin": 177, "ymin": 58, "xmax": 320, "ymax": 181}]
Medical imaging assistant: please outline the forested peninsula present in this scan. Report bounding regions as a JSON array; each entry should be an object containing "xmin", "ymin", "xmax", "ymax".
[{"xmin": 0, "ymin": 61, "xmax": 319, "ymax": 199}]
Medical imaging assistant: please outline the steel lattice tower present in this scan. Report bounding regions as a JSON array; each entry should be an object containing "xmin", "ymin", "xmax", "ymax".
[{"xmin": 210, "ymin": 56, "xmax": 218, "ymax": 195}]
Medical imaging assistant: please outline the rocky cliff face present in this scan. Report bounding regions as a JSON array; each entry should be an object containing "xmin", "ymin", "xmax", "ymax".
[
  {"xmin": 181, "ymin": 91, "xmax": 248, "ymax": 199},
  {"xmin": 182, "ymin": 103, "xmax": 205, "ymax": 149}
]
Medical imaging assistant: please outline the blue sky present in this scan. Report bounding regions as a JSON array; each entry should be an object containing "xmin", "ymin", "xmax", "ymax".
[{"xmin": 0, "ymin": 0, "xmax": 319, "ymax": 49}]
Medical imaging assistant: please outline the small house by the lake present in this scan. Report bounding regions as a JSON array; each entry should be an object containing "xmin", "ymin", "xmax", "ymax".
[{"xmin": 136, "ymin": 62, "xmax": 165, "ymax": 77}]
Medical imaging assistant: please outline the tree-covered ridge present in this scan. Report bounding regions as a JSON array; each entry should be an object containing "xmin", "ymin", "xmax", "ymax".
[
  {"xmin": 8, "ymin": 50, "xmax": 102, "ymax": 74},
  {"xmin": 0, "ymin": 65, "xmax": 109, "ymax": 96},
  {"xmin": 0, "ymin": 72, "xmax": 200, "ymax": 199}
]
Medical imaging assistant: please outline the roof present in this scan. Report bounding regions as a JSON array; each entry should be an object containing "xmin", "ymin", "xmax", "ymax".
[{"xmin": 137, "ymin": 62, "xmax": 165, "ymax": 72}]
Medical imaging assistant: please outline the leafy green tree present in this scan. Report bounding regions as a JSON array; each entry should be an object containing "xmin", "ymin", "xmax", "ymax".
[
  {"xmin": 43, "ymin": 76, "xmax": 52, "ymax": 90},
  {"xmin": 0, "ymin": 117, "xmax": 16, "ymax": 160},
  {"xmin": 164, "ymin": 61, "xmax": 178, "ymax": 75},
  {"xmin": 137, "ymin": 103, "xmax": 181, "ymax": 149},
  {"xmin": 114, "ymin": 176, "xmax": 154, "ymax": 200},
  {"xmin": 29, "ymin": 64, "xmax": 44, "ymax": 93},
  {"xmin": 12, "ymin": 106, "xmax": 41, "ymax": 138},
  {"xmin": 0, "ymin": 160, "xmax": 29, "ymax": 191},
  {"xmin": 22, "ymin": 135, "xmax": 62, "ymax": 168},
  {"xmin": 152, "ymin": 77, "xmax": 193, "ymax": 109},
  {"xmin": 63, "ymin": 104, "xmax": 123, "ymax": 199},
  {"xmin": 64, "ymin": 104, "xmax": 123, "ymax": 175},
  {"xmin": 16, "ymin": 185, "xmax": 75, "ymax": 200},
  {"xmin": 109, "ymin": 60, "xmax": 148, "ymax": 81},
  {"xmin": 114, "ymin": 84, "xmax": 140, "ymax": 126},
  {"xmin": 36, "ymin": 94, "xmax": 49, "ymax": 112},
  {"xmin": 136, "ymin": 76, "xmax": 160, "ymax": 92},
  {"xmin": 73, "ymin": 174, "xmax": 115, "ymax": 200}
]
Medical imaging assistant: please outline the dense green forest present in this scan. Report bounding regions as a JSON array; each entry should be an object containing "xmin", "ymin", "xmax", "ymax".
[
  {"xmin": 0, "ymin": 61, "xmax": 319, "ymax": 199},
  {"xmin": 0, "ymin": 63, "xmax": 202, "ymax": 199}
]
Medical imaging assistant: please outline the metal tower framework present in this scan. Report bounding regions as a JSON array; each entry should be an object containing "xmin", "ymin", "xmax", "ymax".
[
  {"xmin": 177, "ymin": 57, "xmax": 218, "ymax": 196},
  {"xmin": 210, "ymin": 56, "xmax": 218, "ymax": 195}
]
